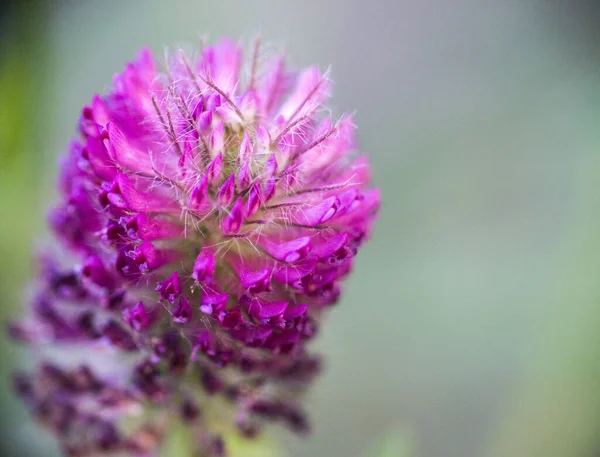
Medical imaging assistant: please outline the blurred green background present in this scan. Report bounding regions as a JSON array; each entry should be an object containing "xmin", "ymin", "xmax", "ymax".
[{"xmin": 2, "ymin": 1, "xmax": 600, "ymax": 456}]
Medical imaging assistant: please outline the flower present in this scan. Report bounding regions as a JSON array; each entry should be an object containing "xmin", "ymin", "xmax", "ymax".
[{"xmin": 12, "ymin": 37, "xmax": 379, "ymax": 456}]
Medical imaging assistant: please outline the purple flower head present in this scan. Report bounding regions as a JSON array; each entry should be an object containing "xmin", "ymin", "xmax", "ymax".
[{"xmin": 13, "ymin": 37, "xmax": 379, "ymax": 456}]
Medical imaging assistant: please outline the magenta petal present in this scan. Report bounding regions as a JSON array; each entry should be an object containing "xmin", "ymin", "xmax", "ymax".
[
  {"xmin": 85, "ymin": 136, "xmax": 116, "ymax": 181},
  {"xmin": 106, "ymin": 191, "xmax": 128, "ymax": 209},
  {"xmin": 192, "ymin": 248, "xmax": 216, "ymax": 283},
  {"xmin": 206, "ymin": 38, "xmax": 242, "ymax": 95},
  {"xmin": 206, "ymin": 152, "xmax": 223, "ymax": 184},
  {"xmin": 201, "ymin": 288, "xmax": 229, "ymax": 314},
  {"xmin": 273, "ymin": 258, "xmax": 317, "ymax": 285},
  {"xmin": 91, "ymin": 94, "xmax": 110, "ymax": 127},
  {"xmin": 239, "ymin": 131, "xmax": 253, "ymax": 163},
  {"xmin": 17, "ymin": 40, "xmax": 380, "ymax": 449},
  {"xmin": 309, "ymin": 233, "xmax": 347, "ymax": 260},
  {"xmin": 259, "ymin": 301, "xmax": 288, "ymax": 319},
  {"xmin": 210, "ymin": 121, "xmax": 225, "ymax": 155},
  {"xmin": 134, "ymin": 214, "xmax": 182, "ymax": 241},
  {"xmin": 267, "ymin": 330, "xmax": 300, "ymax": 350},
  {"xmin": 156, "ymin": 271, "xmax": 181, "ymax": 303},
  {"xmin": 243, "ymin": 296, "xmax": 262, "ymax": 318},
  {"xmin": 218, "ymin": 174, "xmax": 236, "ymax": 206},
  {"xmin": 278, "ymin": 66, "xmax": 331, "ymax": 121},
  {"xmin": 241, "ymin": 89, "xmax": 258, "ymax": 117},
  {"xmin": 256, "ymin": 124, "xmax": 270, "ymax": 150},
  {"xmin": 284, "ymin": 304, "xmax": 308, "ymax": 320},
  {"xmin": 261, "ymin": 236, "xmax": 311, "ymax": 263},
  {"xmin": 258, "ymin": 56, "xmax": 287, "ymax": 117},
  {"xmin": 237, "ymin": 161, "xmax": 252, "ymax": 191},
  {"xmin": 232, "ymin": 326, "xmax": 272, "ymax": 345},
  {"xmin": 339, "ymin": 188, "xmax": 380, "ymax": 222},
  {"xmin": 239, "ymin": 267, "xmax": 272, "ymax": 294},
  {"xmin": 173, "ymin": 297, "xmax": 192, "ymax": 324},
  {"xmin": 245, "ymin": 182, "xmax": 262, "ymax": 218},
  {"xmin": 220, "ymin": 309, "xmax": 243, "ymax": 329},
  {"xmin": 105, "ymin": 122, "xmax": 153, "ymax": 174},
  {"xmin": 140, "ymin": 241, "xmax": 176, "ymax": 271},
  {"xmin": 122, "ymin": 301, "xmax": 153, "ymax": 331},
  {"xmin": 81, "ymin": 255, "xmax": 114, "ymax": 289},
  {"xmin": 116, "ymin": 173, "xmax": 179, "ymax": 214},
  {"xmin": 189, "ymin": 175, "xmax": 209, "ymax": 213},
  {"xmin": 221, "ymin": 197, "xmax": 244, "ymax": 234},
  {"xmin": 263, "ymin": 178, "xmax": 277, "ymax": 202},
  {"xmin": 292, "ymin": 196, "xmax": 340, "ymax": 226},
  {"xmin": 263, "ymin": 154, "xmax": 278, "ymax": 179}
]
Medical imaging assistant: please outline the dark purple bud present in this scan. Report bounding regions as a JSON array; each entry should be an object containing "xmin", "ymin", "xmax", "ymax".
[
  {"xmin": 134, "ymin": 360, "xmax": 166, "ymax": 401},
  {"xmin": 136, "ymin": 359, "xmax": 159, "ymax": 380},
  {"xmin": 180, "ymin": 398, "xmax": 201, "ymax": 421},
  {"xmin": 76, "ymin": 311, "xmax": 101, "ymax": 339},
  {"xmin": 101, "ymin": 289, "xmax": 126, "ymax": 310},
  {"xmin": 70, "ymin": 365, "xmax": 102, "ymax": 392},
  {"xmin": 211, "ymin": 435, "xmax": 226, "ymax": 457},
  {"xmin": 122, "ymin": 301, "xmax": 153, "ymax": 331},
  {"xmin": 40, "ymin": 363, "xmax": 70, "ymax": 389},
  {"xmin": 156, "ymin": 271, "xmax": 181, "ymax": 303},
  {"xmin": 12, "ymin": 373, "xmax": 33, "ymax": 398},
  {"xmin": 81, "ymin": 255, "xmax": 114, "ymax": 289},
  {"xmin": 200, "ymin": 368, "xmax": 223, "ymax": 395},
  {"xmin": 96, "ymin": 421, "xmax": 120, "ymax": 451},
  {"xmin": 236, "ymin": 414, "xmax": 260, "ymax": 438},
  {"xmin": 102, "ymin": 320, "xmax": 138, "ymax": 352},
  {"xmin": 173, "ymin": 297, "xmax": 192, "ymax": 324},
  {"xmin": 284, "ymin": 406, "xmax": 310, "ymax": 434},
  {"xmin": 169, "ymin": 349, "xmax": 188, "ymax": 376}
]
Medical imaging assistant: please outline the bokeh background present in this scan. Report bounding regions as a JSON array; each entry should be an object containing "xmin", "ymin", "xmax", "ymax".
[{"xmin": 2, "ymin": 1, "xmax": 600, "ymax": 456}]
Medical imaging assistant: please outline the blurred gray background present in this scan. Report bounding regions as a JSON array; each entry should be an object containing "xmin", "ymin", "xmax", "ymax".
[{"xmin": 2, "ymin": 1, "xmax": 600, "ymax": 456}]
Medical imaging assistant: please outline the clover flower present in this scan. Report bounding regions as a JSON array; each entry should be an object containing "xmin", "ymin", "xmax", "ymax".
[{"xmin": 12, "ymin": 37, "xmax": 379, "ymax": 456}]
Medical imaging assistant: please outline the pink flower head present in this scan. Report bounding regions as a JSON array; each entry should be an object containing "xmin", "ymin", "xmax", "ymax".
[{"xmin": 13, "ymin": 38, "xmax": 379, "ymax": 456}]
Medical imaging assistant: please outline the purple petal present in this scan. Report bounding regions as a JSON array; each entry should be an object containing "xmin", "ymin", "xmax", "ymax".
[
  {"xmin": 261, "ymin": 236, "xmax": 311, "ymax": 263},
  {"xmin": 218, "ymin": 174, "xmax": 236, "ymax": 206},
  {"xmin": 221, "ymin": 197, "xmax": 244, "ymax": 234},
  {"xmin": 156, "ymin": 271, "xmax": 181, "ymax": 303},
  {"xmin": 238, "ymin": 267, "xmax": 272, "ymax": 294},
  {"xmin": 192, "ymin": 248, "xmax": 216, "ymax": 283},
  {"xmin": 259, "ymin": 301, "xmax": 288, "ymax": 319},
  {"xmin": 292, "ymin": 196, "xmax": 340, "ymax": 226},
  {"xmin": 116, "ymin": 173, "xmax": 179, "ymax": 214},
  {"xmin": 173, "ymin": 297, "xmax": 192, "ymax": 324}
]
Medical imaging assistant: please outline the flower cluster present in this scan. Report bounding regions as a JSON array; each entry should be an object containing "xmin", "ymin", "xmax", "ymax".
[{"xmin": 12, "ymin": 38, "xmax": 379, "ymax": 456}]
